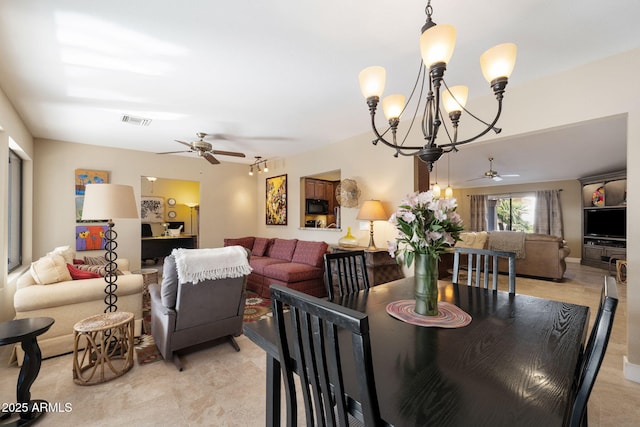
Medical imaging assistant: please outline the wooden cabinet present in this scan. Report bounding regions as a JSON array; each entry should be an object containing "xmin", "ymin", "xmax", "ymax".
[
  {"xmin": 305, "ymin": 178, "xmax": 328, "ymax": 200},
  {"xmin": 579, "ymin": 170, "xmax": 626, "ymax": 269},
  {"xmin": 330, "ymin": 246, "xmax": 404, "ymax": 286}
]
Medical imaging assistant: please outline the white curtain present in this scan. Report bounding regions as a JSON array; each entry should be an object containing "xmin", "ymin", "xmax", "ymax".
[
  {"xmin": 534, "ymin": 190, "xmax": 564, "ymax": 238},
  {"xmin": 469, "ymin": 195, "xmax": 488, "ymax": 231}
]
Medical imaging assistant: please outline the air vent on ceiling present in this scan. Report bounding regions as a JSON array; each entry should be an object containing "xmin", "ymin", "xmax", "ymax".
[{"xmin": 121, "ymin": 115, "xmax": 152, "ymax": 126}]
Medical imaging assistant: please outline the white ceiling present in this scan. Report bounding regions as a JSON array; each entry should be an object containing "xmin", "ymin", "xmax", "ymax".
[{"xmin": 0, "ymin": 0, "xmax": 636, "ymax": 187}]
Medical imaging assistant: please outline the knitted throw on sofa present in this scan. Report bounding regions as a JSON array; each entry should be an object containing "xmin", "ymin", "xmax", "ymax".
[
  {"xmin": 172, "ymin": 246, "xmax": 253, "ymax": 284},
  {"xmin": 488, "ymin": 231, "xmax": 526, "ymax": 259}
]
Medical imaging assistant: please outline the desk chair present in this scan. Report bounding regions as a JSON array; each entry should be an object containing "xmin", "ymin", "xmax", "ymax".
[
  {"xmin": 270, "ymin": 284, "xmax": 384, "ymax": 426},
  {"xmin": 452, "ymin": 247, "xmax": 516, "ymax": 294},
  {"xmin": 569, "ymin": 276, "xmax": 619, "ymax": 427},
  {"xmin": 323, "ymin": 251, "xmax": 370, "ymax": 300}
]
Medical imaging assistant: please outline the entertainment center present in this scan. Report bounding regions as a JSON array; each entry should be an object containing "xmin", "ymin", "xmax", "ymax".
[{"xmin": 579, "ymin": 170, "xmax": 626, "ymax": 269}]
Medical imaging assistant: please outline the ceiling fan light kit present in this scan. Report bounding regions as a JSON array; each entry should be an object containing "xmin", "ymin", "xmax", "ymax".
[
  {"xmin": 157, "ymin": 132, "xmax": 246, "ymax": 165},
  {"xmin": 358, "ymin": 0, "xmax": 517, "ymax": 171}
]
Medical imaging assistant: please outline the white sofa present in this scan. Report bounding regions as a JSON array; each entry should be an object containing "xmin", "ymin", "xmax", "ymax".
[{"xmin": 13, "ymin": 257, "xmax": 143, "ymax": 365}]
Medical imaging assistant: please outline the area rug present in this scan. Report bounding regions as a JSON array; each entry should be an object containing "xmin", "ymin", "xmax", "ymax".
[{"xmin": 243, "ymin": 291, "xmax": 273, "ymax": 323}]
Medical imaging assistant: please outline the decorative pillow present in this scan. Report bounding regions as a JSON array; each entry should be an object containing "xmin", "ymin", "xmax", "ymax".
[
  {"xmin": 30, "ymin": 254, "xmax": 73, "ymax": 285},
  {"xmin": 292, "ymin": 241, "xmax": 329, "ymax": 267},
  {"xmin": 47, "ymin": 245, "xmax": 75, "ymax": 265},
  {"xmin": 161, "ymin": 254, "xmax": 179, "ymax": 308},
  {"xmin": 74, "ymin": 264, "xmax": 123, "ymax": 276},
  {"xmin": 223, "ymin": 237, "xmax": 255, "ymax": 251},
  {"xmin": 268, "ymin": 238, "xmax": 298, "ymax": 261},
  {"xmin": 67, "ymin": 263, "xmax": 101, "ymax": 280},
  {"xmin": 252, "ymin": 237, "xmax": 272, "ymax": 257},
  {"xmin": 84, "ymin": 256, "xmax": 107, "ymax": 265},
  {"xmin": 73, "ymin": 259, "xmax": 85, "ymax": 265},
  {"xmin": 455, "ymin": 231, "xmax": 488, "ymax": 249}
]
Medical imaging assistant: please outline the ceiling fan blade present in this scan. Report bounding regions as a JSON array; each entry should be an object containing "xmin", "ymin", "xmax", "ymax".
[
  {"xmin": 501, "ymin": 174, "xmax": 520, "ymax": 177},
  {"xmin": 203, "ymin": 152, "xmax": 220, "ymax": 164},
  {"xmin": 492, "ymin": 176, "xmax": 504, "ymax": 181},
  {"xmin": 157, "ymin": 150, "xmax": 191, "ymax": 155},
  {"xmin": 212, "ymin": 150, "xmax": 246, "ymax": 158},
  {"xmin": 175, "ymin": 140, "xmax": 193, "ymax": 148},
  {"xmin": 466, "ymin": 176, "xmax": 487, "ymax": 182}
]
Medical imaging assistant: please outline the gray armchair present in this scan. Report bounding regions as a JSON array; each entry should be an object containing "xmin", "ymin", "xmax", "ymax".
[{"xmin": 149, "ymin": 249, "xmax": 249, "ymax": 370}]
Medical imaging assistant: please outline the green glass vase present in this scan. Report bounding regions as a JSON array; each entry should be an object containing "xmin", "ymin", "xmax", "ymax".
[{"xmin": 414, "ymin": 252, "xmax": 439, "ymax": 316}]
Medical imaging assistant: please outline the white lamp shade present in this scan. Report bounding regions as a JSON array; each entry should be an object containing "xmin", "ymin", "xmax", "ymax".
[
  {"xmin": 432, "ymin": 183, "xmax": 441, "ymax": 198},
  {"xmin": 356, "ymin": 200, "xmax": 388, "ymax": 221},
  {"xmin": 381, "ymin": 94, "xmax": 405, "ymax": 120},
  {"xmin": 358, "ymin": 66, "xmax": 386, "ymax": 99},
  {"xmin": 480, "ymin": 43, "xmax": 517, "ymax": 83},
  {"xmin": 82, "ymin": 184, "xmax": 139, "ymax": 220},
  {"xmin": 444, "ymin": 185, "xmax": 453, "ymax": 199},
  {"xmin": 442, "ymin": 85, "xmax": 468, "ymax": 113},
  {"xmin": 420, "ymin": 24, "xmax": 456, "ymax": 68}
]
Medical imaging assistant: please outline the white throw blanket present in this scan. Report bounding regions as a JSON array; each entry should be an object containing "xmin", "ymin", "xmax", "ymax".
[
  {"xmin": 488, "ymin": 231, "xmax": 526, "ymax": 259},
  {"xmin": 172, "ymin": 246, "xmax": 252, "ymax": 284}
]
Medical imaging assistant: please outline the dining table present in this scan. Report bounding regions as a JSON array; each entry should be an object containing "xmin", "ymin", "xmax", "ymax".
[{"xmin": 243, "ymin": 277, "xmax": 590, "ymax": 427}]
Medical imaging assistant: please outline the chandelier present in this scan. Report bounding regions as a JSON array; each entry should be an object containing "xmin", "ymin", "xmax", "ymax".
[{"xmin": 358, "ymin": 0, "xmax": 517, "ymax": 171}]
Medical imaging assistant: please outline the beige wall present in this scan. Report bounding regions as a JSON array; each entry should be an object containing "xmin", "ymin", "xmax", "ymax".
[
  {"xmin": 454, "ymin": 179, "xmax": 582, "ymax": 258},
  {"xmin": 32, "ymin": 138, "xmax": 257, "ymax": 277}
]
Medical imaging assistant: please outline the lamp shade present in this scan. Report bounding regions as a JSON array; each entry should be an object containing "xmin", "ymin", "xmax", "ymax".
[
  {"xmin": 356, "ymin": 200, "xmax": 388, "ymax": 221},
  {"xmin": 442, "ymin": 85, "xmax": 468, "ymax": 113},
  {"xmin": 420, "ymin": 24, "xmax": 456, "ymax": 68},
  {"xmin": 82, "ymin": 184, "xmax": 139, "ymax": 221},
  {"xmin": 358, "ymin": 66, "xmax": 386, "ymax": 99},
  {"xmin": 381, "ymin": 94, "xmax": 405, "ymax": 120},
  {"xmin": 480, "ymin": 42, "xmax": 517, "ymax": 83}
]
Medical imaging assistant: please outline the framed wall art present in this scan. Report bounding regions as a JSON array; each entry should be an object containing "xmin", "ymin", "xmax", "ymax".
[
  {"xmin": 75, "ymin": 169, "xmax": 109, "ymax": 196},
  {"xmin": 141, "ymin": 196, "xmax": 165, "ymax": 223},
  {"xmin": 76, "ymin": 225, "xmax": 109, "ymax": 251},
  {"xmin": 266, "ymin": 174, "xmax": 287, "ymax": 225}
]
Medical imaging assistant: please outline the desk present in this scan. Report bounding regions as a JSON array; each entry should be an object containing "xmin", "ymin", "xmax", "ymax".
[
  {"xmin": 0, "ymin": 317, "xmax": 54, "ymax": 426},
  {"xmin": 141, "ymin": 235, "xmax": 196, "ymax": 260},
  {"xmin": 243, "ymin": 278, "xmax": 590, "ymax": 427}
]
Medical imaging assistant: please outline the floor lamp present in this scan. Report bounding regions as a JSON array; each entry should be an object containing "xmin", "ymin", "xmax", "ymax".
[
  {"xmin": 357, "ymin": 200, "xmax": 388, "ymax": 250},
  {"xmin": 82, "ymin": 184, "xmax": 139, "ymax": 313}
]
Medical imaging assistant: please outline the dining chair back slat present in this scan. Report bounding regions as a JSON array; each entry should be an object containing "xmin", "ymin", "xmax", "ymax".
[
  {"xmin": 569, "ymin": 276, "xmax": 618, "ymax": 427},
  {"xmin": 452, "ymin": 247, "xmax": 516, "ymax": 294},
  {"xmin": 270, "ymin": 284, "xmax": 384, "ymax": 426},
  {"xmin": 324, "ymin": 251, "xmax": 370, "ymax": 300}
]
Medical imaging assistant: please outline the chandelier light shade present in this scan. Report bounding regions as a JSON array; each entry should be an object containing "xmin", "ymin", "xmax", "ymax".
[
  {"xmin": 358, "ymin": 0, "xmax": 517, "ymax": 171},
  {"xmin": 82, "ymin": 183, "xmax": 138, "ymax": 312},
  {"xmin": 356, "ymin": 200, "xmax": 388, "ymax": 250}
]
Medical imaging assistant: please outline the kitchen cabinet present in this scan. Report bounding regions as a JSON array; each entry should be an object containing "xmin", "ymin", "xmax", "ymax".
[{"xmin": 305, "ymin": 178, "xmax": 328, "ymax": 200}]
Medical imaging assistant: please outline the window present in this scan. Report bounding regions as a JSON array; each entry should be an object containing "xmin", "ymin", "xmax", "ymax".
[
  {"xmin": 8, "ymin": 148, "xmax": 22, "ymax": 272},
  {"xmin": 487, "ymin": 195, "xmax": 535, "ymax": 232}
]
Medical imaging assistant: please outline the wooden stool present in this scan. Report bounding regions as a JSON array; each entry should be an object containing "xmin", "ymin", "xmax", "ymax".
[
  {"xmin": 616, "ymin": 260, "xmax": 627, "ymax": 285},
  {"xmin": 73, "ymin": 312, "xmax": 135, "ymax": 385}
]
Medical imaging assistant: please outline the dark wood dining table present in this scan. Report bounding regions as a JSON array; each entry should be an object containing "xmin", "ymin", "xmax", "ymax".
[{"xmin": 243, "ymin": 278, "xmax": 590, "ymax": 427}]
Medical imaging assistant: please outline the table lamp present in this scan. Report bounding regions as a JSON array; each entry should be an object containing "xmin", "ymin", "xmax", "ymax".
[
  {"xmin": 356, "ymin": 200, "xmax": 388, "ymax": 250},
  {"xmin": 82, "ymin": 184, "xmax": 139, "ymax": 312}
]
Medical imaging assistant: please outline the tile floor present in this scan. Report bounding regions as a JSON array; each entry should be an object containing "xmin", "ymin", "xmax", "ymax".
[{"xmin": 1, "ymin": 262, "xmax": 639, "ymax": 426}]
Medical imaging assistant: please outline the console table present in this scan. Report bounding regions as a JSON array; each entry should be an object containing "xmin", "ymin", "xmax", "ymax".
[
  {"xmin": 141, "ymin": 235, "xmax": 196, "ymax": 261},
  {"xmin": 0, "ymin": 317, "xmax": 54, "ymax": 426},
  {"xmin": 330, "ymin": 245, "xmax": 404, "ymax": 286}
]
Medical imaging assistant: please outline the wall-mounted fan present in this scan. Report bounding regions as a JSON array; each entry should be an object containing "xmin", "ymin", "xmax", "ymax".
[
  {"xmin": 157, "ymin": 132, "xmax": 246, "ymax": 165},
  {"xmin": 335, "ymin": 179, "xmax": 361, "ymax": 208},
  {"xmin": 468, "ymin": 157, "xmax": 520, "ymax": 182}
]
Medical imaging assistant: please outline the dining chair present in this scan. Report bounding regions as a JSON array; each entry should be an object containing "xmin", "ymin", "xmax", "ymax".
[
  {"xmin": 569, "ymin": 276, "xmax": 619, "ymax": 427},
  {"xmin": 323, "ymin": 250, "xmax": 370, "ymax": 300},
  {"xmin": 270, "ymin": 284, "xmax": 384, "ymax": 427},
  {"xmin": 452, "ymin": 247, "xmax": 516, "ymax": 294}
]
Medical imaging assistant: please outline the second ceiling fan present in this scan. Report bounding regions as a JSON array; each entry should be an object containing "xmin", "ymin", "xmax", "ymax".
[
  {"xmin": 157, "ymin": 132, "xmax": 246, "ymax": 165},
  {"xmin": 469, "ymin": 157, "xmax": 520, "ymax": 182}
]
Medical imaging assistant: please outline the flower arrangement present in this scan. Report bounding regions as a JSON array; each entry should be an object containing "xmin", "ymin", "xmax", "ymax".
[{"xmin": 388, "ymin": 190, "xmax": 464, "ymax": 267}]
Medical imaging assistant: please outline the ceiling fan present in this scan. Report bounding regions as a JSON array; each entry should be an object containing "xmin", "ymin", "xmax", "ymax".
[
  {"xmin": 469, "ymin": 157, "xmax": 520, "ymax": 182},
  {"xmin": 157, "ymin": 132, "xmax": 246, "ymax": 165}
]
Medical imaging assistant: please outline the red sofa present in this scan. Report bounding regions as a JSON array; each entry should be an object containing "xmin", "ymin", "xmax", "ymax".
[{"xmin": 224, "ymin": 237, "xmax": 328, "ymax": 298}]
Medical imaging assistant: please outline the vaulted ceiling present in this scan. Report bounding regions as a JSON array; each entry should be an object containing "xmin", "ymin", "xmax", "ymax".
[{"xmin": 0, "ymin": 1, "xmax": 636, "ymax": 186}]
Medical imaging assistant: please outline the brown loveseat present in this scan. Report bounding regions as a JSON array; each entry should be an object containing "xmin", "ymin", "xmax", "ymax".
[
  {"xmin": 224, "ymin": 237, "xmax": 328, "ymax": 298},
  {"xmin": 452, "ymin": 231, "xmax": 571, "ymax": 281}
]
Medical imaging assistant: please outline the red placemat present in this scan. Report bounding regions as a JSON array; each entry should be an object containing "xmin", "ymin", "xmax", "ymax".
[{"xmin": 386, "ymin": 300, "xmax": 472, "ymax": 328}]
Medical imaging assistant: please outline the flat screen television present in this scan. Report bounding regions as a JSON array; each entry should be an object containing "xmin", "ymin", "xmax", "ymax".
[{"xmin": 584, "ymin": 208, "xmax": 626, "ymax": 239}]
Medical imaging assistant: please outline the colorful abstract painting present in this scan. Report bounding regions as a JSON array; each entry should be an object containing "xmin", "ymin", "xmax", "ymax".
[
  {"xmin": 75, "ymin": 169, "xmax": 109, "ymax": 195},
  {"xmin": 266, "ymin": 174, "xmax": 287, "ymax": 225},
  {"xmin": 76, "ymin": 225, "xmax": 109, "ymax": 251}
]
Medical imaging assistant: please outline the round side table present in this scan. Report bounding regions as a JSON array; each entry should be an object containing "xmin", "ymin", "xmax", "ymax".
[
  {"xmin": 72, "ymin": 312, "xmax": 135, "ymax": 386},
  {"xmin": 0, "ymin": 317, "xmax": 54, "ymax": 426},
  {"xmin": 133, "ymin": 268, "xmax": 159, "ymax": 294}
]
